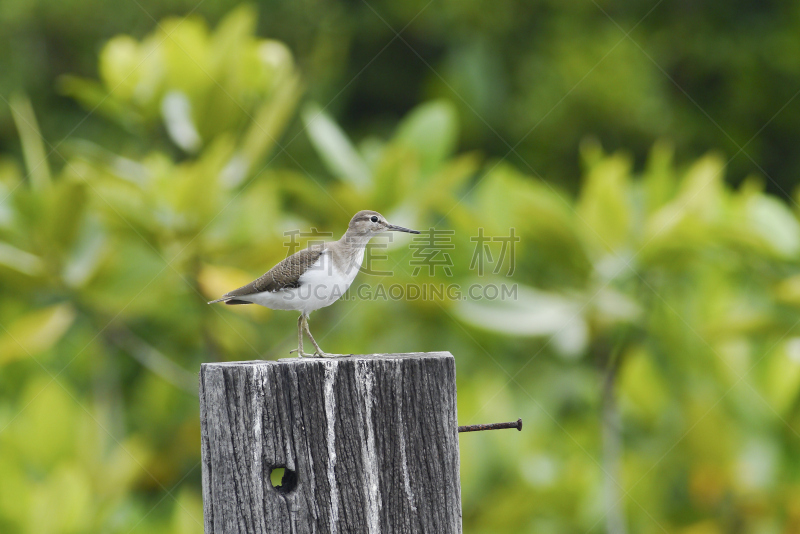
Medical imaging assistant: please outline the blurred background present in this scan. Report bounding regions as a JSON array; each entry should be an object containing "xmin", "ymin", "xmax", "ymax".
[{"xmin": 3, "ymin": 1, "xmax": 800, "ymax": 533}]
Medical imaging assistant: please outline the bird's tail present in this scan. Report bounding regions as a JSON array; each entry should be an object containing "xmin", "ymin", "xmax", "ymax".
[{"xmin": 208, "ymin": 295, "xmax": 252, "ymax": 305}]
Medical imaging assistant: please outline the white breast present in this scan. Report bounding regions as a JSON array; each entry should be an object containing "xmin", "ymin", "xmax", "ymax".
[
  {"xmin": 239, "ymin": 249, "xmax": 365, "ymax": 314},
  {"xmin": 298, "ymin": 251, "xmax": 362, "ymax": 313}
]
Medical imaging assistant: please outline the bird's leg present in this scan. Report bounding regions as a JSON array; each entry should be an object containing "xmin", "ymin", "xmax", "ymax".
[
  {"xmin": 289, "ymin": 314, "xmax": 313, "ymax": 357},
  {"xmin": 303, "ymin": 315, "xmax": 326, "ymax": 357},
  {"xmin": 303, "ymin": 315, "xmax": 337, "ymax": 358}
]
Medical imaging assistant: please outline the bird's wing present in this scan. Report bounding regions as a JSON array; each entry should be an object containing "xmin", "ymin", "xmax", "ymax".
[{"xmin": 222, "ymin": 246, "xmax": 326, "ymax": 299}]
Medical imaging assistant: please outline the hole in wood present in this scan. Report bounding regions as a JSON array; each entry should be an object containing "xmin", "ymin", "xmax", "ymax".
[{"xmin": 269, "ymin": 466, "xmax": 297, "ymax": 494}]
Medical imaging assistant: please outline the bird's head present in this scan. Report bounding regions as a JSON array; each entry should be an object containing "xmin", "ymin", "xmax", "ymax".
[{"xmin": 346, "ymin": 210, "xmax": 420, "ymax": 238}]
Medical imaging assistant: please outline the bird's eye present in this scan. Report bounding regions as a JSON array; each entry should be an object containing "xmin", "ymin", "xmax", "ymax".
[{"xmin": 370, "ymin": 216, "xmax": 378, "ymax": 223}]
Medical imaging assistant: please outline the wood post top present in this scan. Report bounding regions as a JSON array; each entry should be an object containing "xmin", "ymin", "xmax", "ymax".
[{"xmin": 202, "ymin": 351, "xmax": 454, "ymax": 368}]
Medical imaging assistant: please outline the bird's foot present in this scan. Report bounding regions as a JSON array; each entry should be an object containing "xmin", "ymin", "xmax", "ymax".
[
  {"xmin": 314, "ymin": 351, "xmax": 352, "ymax": 358},
  {"xmin": 289, "ymin": 348, "xmax": 315, "ymax": 358}
]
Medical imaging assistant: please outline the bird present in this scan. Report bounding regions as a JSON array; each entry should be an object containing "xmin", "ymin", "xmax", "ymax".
[{"xmin": 208, "ymin": 210, "xmax": 420, "ymax": 357}]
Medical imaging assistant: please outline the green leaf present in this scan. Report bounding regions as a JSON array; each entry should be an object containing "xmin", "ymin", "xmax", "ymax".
[
  {"xmin": 0, "ymin": 455, "xmax": 29, "ymax": 528},
  {"xmin": 161, "ymin": 91, "xmax": 202, "ymax": 152},
  {"xmin": 62, "ymin": 215, "xmax": 106, "ymax": 288},
  {"xmin": 159, "ymin": 16, "xmax": 211, "ymax": 98},
  {"xmin": 394, "ymin": 100, "xmax": 459, "ymax": 172},
  {"xmin": 369, "ymin": 144, "xmax": 419, "ymax": 210},
  {"xmin": 642, "ymin": 140, "xmax": 676, "ymax": 214},
  {"xmin": 29, "ymin": 465, "xmax": 92, "ymax": 534},
  {"xmin": 208, "ymin": 4, "xmax": 257, "ymax": 73},
  {"xmin": 422, "ymin": 152, "xmax": 481, "ymax": 208},
  {"xmin": 0, "ymin": 304, "xmax": 76, "ymax": 363},
  {"xmin": 617, "ymin": 347, "xmax": 669, "ymax": 419},
  {"xmin": 231, "ymin": 72, "xmax": 302, "ymax": 187},
  {"xmin": 43, "ymin": 179, "xmax": 88, "ymax": 257},
  {"xmin": 12, "ymin": 379, "xmax": 77, "ymax": 466},
  {"xmin": 171, "ymin": 487, "xmax": 204, "ymax": 534},
  {"xmin": 56, "ymin": 75, "xmax": 143, "ymax": 131},
  {"xmin": 576, "ymin": 151, "xmax": 632, "ymax": 252},
  {"xmin": 302, "ymin": 102, "xmax": 371, "ymax": 189},
  {"xmin": 675, "ymin": 153, "xmax": 726, "ymax": 217},
  {"xmin": 746, "ymin": 194, "xmax": 800, "ymax": 258},
  {"xmin": 763, "ymin": 339, "xmax": 800, "ymax": 415},
  {"xmin": 473, "ymin": 163, "xmax": 590, "ymax": 284},
  {"xmin": 99, "ymin": 35, "xmax": 142, "ymax": 101},
  {"xmin": 641, "ymin": 153, "xmax": 727, "ymax": 258},
  {"xmin": 8, "ymin": 93, "xmax": 50, "ymax": 191},
  {"xmin": 98, "ymin": 436, "xmax": 153, "ymax": 497},
  {"xmin": 0, "ymin": 242, "xmax": 44, "ymax": 277},
  {"xmin": 454, "ymin": 282, "xmax": 589, "ymax": 358}
]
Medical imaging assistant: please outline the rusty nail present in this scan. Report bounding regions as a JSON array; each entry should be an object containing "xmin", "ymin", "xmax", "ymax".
[{"xmin": 458, "ymin": 418, "xmax": 522, "ymax": 433}]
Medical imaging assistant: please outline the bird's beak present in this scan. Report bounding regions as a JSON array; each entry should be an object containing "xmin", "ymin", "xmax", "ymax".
[{"xmin": 386, "ymin": 223, "xmax": 420, "ymax": 234}]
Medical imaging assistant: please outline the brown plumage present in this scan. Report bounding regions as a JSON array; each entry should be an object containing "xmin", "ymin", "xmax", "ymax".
[{"xmin": 208, "ymin": 246, "xmax": 325, "ymax": 305}]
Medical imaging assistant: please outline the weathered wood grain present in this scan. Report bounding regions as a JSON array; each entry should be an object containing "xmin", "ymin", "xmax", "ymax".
[{"xmin": 200, "ymin": 352, "xmax": 461, "ymax": 534}]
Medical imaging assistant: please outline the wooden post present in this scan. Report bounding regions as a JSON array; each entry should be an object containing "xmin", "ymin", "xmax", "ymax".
[{"xmin": 199, "ymin": 352, "xmax": 461, "ymax": 533}]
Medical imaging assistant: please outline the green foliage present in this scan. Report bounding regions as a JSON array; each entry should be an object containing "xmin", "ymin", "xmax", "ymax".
[
  {"xmin": 3, "ymin": 6, "xmax": 800, "ymax": 534},
  {"xmin": 7, "ymin": 2, "xmax": 800, "ymax": 198},
  {"xmin": 60, "ymin": 5, "xmax": 299, "ymax": 159}
]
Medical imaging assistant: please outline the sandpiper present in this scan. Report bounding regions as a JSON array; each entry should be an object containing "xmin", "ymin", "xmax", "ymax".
[{"xmin": 208, "ymin": 210, "xmax": 420, "ymax": 357}]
